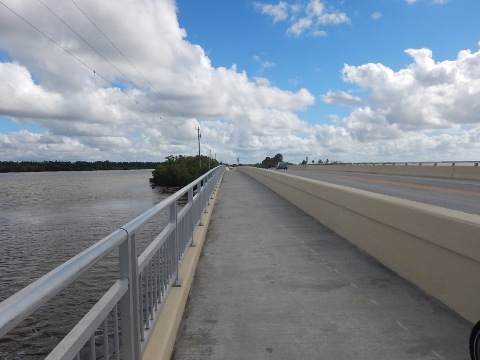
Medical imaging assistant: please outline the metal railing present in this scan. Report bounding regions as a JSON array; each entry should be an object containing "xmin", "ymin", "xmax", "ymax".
[
  {"xmin": 299, "ymin": 161, "xmax": 479, "ymax": 166},
  {"xmin": 0, "ymin": 165, "xmax": 224, "ymax": 360}
]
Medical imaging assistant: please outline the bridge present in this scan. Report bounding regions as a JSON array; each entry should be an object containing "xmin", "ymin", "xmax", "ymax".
[{"xmin": 1, "ymin": 164, "xmax": 479, "ymax": 359}]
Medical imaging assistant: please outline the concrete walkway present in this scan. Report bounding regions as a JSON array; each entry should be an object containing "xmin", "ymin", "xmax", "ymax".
[{"xmin": 171, "ymin": 170, "xmax": 471, "ymax": 360}]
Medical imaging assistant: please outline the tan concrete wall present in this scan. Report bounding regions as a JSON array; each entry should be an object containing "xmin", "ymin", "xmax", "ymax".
[
  {"xmin": 239, "ymin": 166, "xmax": 480, "ymax": 324},
  {"xmin": 294, "ymin": 164, "xmax": 480, "ymax": 181}
]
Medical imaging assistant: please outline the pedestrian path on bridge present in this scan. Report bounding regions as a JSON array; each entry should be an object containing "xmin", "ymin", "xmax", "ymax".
[{"xmin": 170, "ymin": 169, "xmax": 470, "ymax": 360}]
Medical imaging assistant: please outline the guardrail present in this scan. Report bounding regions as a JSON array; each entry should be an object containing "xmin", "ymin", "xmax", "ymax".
[
  {"xmin": 297, "ymin": 161, "xmax": 479, "ymax": 166},
  {"xmin": 0, "ymin": 165, "xmax": 224, "ymax": 360},
  {"xmin": 292, "ymin": 162, "xmax": 480, "ymax": 181}
]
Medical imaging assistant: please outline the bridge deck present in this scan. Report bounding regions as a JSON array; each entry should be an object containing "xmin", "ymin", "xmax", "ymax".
[{"xmin": 171, "ymin": 169, "xmax": 471, "ymax": 360}]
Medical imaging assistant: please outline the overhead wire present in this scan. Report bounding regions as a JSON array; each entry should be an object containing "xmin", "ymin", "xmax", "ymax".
[
  {"xmin": 36, "ymin": 0, "xmax": 139, "ymax": 90},
  {"xmin": 0, "ymin": 0, "xmax": 161, "ymax": 118},
  {"xmin": 70, "ymin": 0, "xmax": 163, "ymax": 98}
]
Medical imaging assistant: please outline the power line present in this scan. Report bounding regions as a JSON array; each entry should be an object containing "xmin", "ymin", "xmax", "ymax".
[
  {"xmin": 0, "ymin": 1, "xmax": 161, "ymax": 119},
  {"xmin": 36, "ymin": 0, "xmax": 139, "ymax": 90},
  {"xmin": 71, "ymin": 0, "xmax": 161, "ymax": 94}
]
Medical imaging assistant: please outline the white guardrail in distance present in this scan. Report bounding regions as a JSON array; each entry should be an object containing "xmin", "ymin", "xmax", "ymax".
[
  {"xmin": 297, "ymin": 161, "xmax": 479, "ymax": 166},
  {"xmin": 293, "ymin": 162, "xmax": 480, "ymax": 181},
  {"xmin": 0, "ymin": 165, "xmax": 225, "ymax": 360}
]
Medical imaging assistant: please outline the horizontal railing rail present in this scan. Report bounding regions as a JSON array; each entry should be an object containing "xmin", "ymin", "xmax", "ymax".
[
  {"xmin": 295, "ymin": 161, "xmax": 479, "ymax": 166},
  {"xmin": 0, "ymin": 165, "xmax": 224, "ymax": 360}
]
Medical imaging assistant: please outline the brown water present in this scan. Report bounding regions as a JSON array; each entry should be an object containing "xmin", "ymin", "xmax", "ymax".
[{"xmin": 0, "ymin": 170, "xmax": 167, "ymax": 359}]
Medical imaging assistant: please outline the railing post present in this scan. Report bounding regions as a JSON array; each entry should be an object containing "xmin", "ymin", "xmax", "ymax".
[
  {"xmin": 203, "ymin": 178, "xmax": 209, "ymax": 212},
  {"xmin": 119, "ymin": 232, "xmax": 140, "ymax": 360},
  {"xmin": 188, "ymin": 188, "xmax": 196, "ymax": 247},
  {"xmin": 170, "ymin": 201, "xmax": 182, "ymax": 287},
  {"xmin": 198, "ymin": 180, "xmax": 204, "ymax": 226}
]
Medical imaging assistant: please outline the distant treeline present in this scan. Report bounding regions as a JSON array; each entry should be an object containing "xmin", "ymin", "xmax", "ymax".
[
  {"xmin": 0, "ymin": 161, "xmax": 161, "ymax": 173},
  {"xmin": 150, "ymin": 155, "xmax": 220, "ymax": 188}
]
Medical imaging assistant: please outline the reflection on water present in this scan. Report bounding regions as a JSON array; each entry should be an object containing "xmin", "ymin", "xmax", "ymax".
[{"xmin": 0, "ymin": 170, "xmax": 167, "ymax": 359}]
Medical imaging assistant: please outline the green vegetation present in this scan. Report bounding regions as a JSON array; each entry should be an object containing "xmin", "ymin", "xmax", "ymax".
[
  {"xmin": 149, "ymin": 155, "xmax": 220, "ymax": 188},
  {"xmin": 258, "ymin": 153, "xmax": 283, "ymax": 169},
  {"xmin": 0, "ymin": 160, "xmax": 161, "ymax": 173}
]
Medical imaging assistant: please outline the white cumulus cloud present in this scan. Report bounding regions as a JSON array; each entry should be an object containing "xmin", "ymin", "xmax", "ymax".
[
  {"xmin": 320, "ymin": 91, "xmax": 362, "ymax": 107},
  {"xmin": 255, "ymin": 0, "xmax": 350, "ymax": 37},
  {"xmin": 341, "ymin": 47, "xmax": 480, "ymax": 132},
  {"xmin": 0, "ymin": 0, "xmax": 314, "ymax": 163},
  {"xmin": 0, "ymin": 0, "xmax": 478, "ymax": 164}
]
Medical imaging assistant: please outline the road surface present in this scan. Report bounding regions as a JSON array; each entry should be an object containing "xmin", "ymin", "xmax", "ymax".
[{"xmin": 286, "ymin": 169, "xmax": 480, "ymax": 215}]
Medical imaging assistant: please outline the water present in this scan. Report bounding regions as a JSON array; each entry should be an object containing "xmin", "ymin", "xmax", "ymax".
[{"xmin": 0, "ymin": 170, "xmax": 167, "ymax": 359}]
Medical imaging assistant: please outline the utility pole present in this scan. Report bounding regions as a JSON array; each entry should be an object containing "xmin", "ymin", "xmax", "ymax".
[
  {"xmin": 209, "ymin": 149, "xmax": 212, "ymax": 169},
  {"xmin": 195, "ymin": 127, "xmax": 202, "ymax": 168}
]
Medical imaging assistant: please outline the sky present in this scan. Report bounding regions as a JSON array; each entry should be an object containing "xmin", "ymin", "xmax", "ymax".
[{"xmin": 0, "ymin": 0, "xmax": 479, "ymax": 164}]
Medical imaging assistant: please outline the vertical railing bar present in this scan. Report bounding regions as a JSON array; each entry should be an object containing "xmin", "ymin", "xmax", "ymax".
[
  {"xmin": 178, "ymin": 218, "xmax": 182, "ymax": 258},
  {"xmin": 147, "ymin": 261, "xmax": 151, "ymax": 322},
  {"xmin": 160, "ymin": 247, "xmax": 165, "ymax": 301},
  {"xmin": 145, "ymin": 263, "xmax": 150, "ymax": 328},
  {"xmin": 170, "ymin": 201, "xmax": 181, "ymax": 286},
  {"xmin": 170, "ymin": 234, "xmax": 174, "ymax": 286},
  {"xmin": 171, "ymin": 234, "xmax": 175, "ymax": 286},
  {"xmin": 102, "ymin": 318, "xmax": 109, "ymax": 360},
  {"xmin": 89, "ymin": 333, "xmax": 95, "ymax": 360},
  {"xmin": 207, "ymin": 175, "xmax": 211, "ymax": 198},
  {"xmin": 150, "ymin": 261, "xmax": 154, "ymax": 320},
  {"xmin": 113, "ymin": 304, "xmax": 120, "ymax": 360},
  {"xmin": 183, "ymin": 215, "xmax": 186, "ymax": 250},
  {"xmin": 163, "ymin": 243, "xmax": 167, "ymax": 297},
  {"xmin": 188, "ymin": 188, "xmax": 194, "ymax": 246},
  {"xmin": 166, "ymin": 236, "xmax": 171, "ymax": 286},
  {"xmin": 159, "ymin": 247, "xmax": 162, "ymax": 301},
  {"xmin": 119, "ymin": 234, "xmax": 135, "ymax": 360},
  {"xmin": 139, "ymin": 271, "xmax": 145, "ymax": 340},
  {"xmin": 164, "ymin": 242, "xmax": 167, "ymax": 295},
  {"xmin": 144, "ymin": 268, "xmax": 149, "ymax": 331},
  {"xmin": 130, "ymin": 233, "xmax": 140, "ymax": 360},
  {"xmin": 158, "ymin": 249, "xmax": 162, "ymax": 302},
  {"xmin": 167, "ymin": 237, "xmax": 171, "ymax": 286},
  {"xmin": 180, "ymin": 218, "xmax": 184, "ymax": 256},
  {"xmin": 154, "ymin": 251, "xmax": 159, "ymax": 309}
]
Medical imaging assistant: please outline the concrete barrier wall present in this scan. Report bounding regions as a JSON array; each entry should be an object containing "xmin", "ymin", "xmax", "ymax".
[
  {"xmin": 239, "ymin": 166, "xmax": 480, "ymax": 324},
  {"xmin": 294, "ymin": 164, "xmax": 480, "ymax": 181}
]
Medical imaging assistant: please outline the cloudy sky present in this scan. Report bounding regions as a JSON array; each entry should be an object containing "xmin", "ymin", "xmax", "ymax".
[{"xmin": 0, "ymin": 0, "xmax": 479, "ymax": 164}]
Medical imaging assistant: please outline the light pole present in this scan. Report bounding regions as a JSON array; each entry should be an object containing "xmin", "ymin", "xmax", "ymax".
[{"xmin": 195, "ymin": 127, "xmax": 202, "ymax": 168}]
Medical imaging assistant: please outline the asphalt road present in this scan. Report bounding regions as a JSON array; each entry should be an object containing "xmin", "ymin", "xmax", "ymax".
[{"xmin": 285, "ymin": 169, "xmax": 480, "ymax": 215}]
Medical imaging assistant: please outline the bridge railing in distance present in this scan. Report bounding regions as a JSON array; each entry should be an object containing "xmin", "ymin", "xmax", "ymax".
[
  {"xmin": 296, "ymin": 161, "xmax": 479, "ymax": 166},
  {"xmin": 293, "ymin": 162, "xmax": 480, "ymax": 181},
  {"xmin": 0, "ymin": 165, "xmax": 225, "ymax": 360}
]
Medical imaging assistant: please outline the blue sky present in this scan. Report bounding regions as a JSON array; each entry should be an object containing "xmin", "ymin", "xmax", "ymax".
[
  {"xmin": 177, "ymin": 0, "xmax": 480, "ymax": 123},
  {"xmin": 1, "ymin": 0, "xmax": 479, "ymax": 163}
]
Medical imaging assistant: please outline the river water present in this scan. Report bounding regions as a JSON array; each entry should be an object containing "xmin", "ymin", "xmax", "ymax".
[{"xmin": 0, "ymin": 170, "xmax": 167, "ymax": 359}]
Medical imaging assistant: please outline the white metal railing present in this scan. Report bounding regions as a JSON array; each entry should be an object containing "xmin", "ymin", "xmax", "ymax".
[{"xmin": 0, "ymin": 165, "xmax": 224, "ymax": 360}]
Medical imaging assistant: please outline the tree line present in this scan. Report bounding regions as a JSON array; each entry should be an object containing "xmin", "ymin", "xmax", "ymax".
[
  {"xmin": 0, "ymin": 160, "xmax": 161, "ymax": 173},
  {"xmin": 150, "ymin": 155, "xmax": 221, "ymax": 188},
  {"xmin": 257, "ymin": 153, "xmax": 284, "ymax": 169}
]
